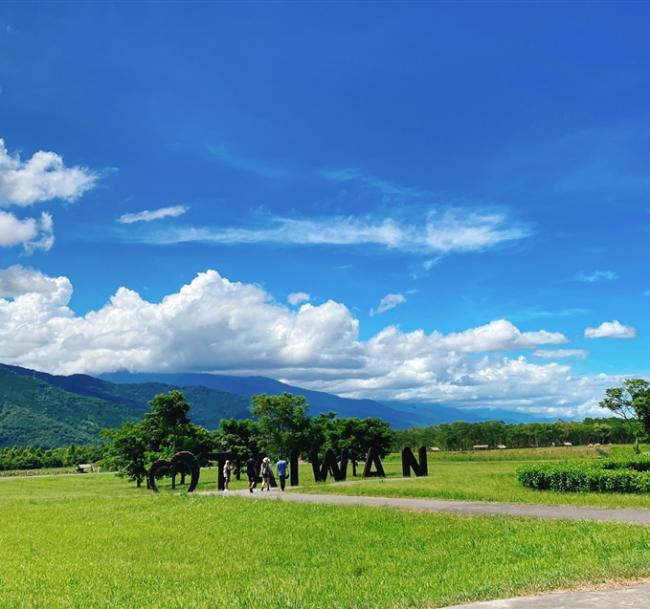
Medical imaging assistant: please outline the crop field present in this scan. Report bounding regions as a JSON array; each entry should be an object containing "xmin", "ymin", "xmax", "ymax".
[{"xmin": 3, "ymin": 452, "xmax": 650, "ymax": 609}]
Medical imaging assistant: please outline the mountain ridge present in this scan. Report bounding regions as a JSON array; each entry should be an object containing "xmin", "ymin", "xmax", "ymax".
[
  {"xmin": 102, "ymin": 371, "xmax": 556, "ymax": 425},
  {"xmin": 0, "ymin": 363, "xmax": 557, "ymax": 447}
]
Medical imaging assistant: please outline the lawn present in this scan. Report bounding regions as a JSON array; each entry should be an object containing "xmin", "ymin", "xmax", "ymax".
[
  {"xmin": 293, "ymin": 446, "xmax": 650, "ymax": 509},
  {"xmin": 3, "ymin": 471, "xmax": 650, "ymax": 608}
]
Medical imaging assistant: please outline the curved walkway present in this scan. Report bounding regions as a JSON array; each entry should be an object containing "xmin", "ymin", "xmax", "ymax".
[
  {"xmin": 216, "ymin": 489, "xmax": 650, "ymax": 524},
  {"xmin": 443, "ymin": 581, "xmax": 650, "ymax": 608}
]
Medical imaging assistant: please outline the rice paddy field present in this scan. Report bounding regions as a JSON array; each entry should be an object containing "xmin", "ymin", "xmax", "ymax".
[{"xmin": 2, "ymin": 446, "xmax": 650, "ymax": 609}]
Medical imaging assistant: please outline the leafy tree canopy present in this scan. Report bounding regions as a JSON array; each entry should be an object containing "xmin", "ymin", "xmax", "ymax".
[
  {"xmin": 314, "ymin": 414, "xmax": 394, "ymax": 461},
  {"xmin": 212, "ymin": 418, "xmax": 260, "ymax": 463},
  {"xmin": 103, "ymin": 390, "xmax": 211, "ymax": 486},
  {"xmin": 600, "ymin": 378, "xmax": 650, "ymax": 449},
  {"xmin": 251, "ymin": 393, "xmax": 314, "ymax": 458}
]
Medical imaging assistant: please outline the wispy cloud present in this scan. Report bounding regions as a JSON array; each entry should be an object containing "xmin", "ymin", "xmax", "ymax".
[
  {"xmin": 321, "ymin": 168, "xmax": 429, "ymax": 199},
  {"xmin": 513, "ymin": 307, "xmax": 589, "ymax": 322},
  {"xmin": 575, "ymin": 270, "xmax": 619, "ymax": 283},
  {"xmin": 487, "ymin": 122, "xmax": 650, "ymax": 199},
  {"xmin": 585, "ymin": 320, "xmax": 637, "ymax": 339},
  {"xmin": 370, "ymin": 293, "xmax": 406, "ymax": 316},
  {"xmin": 533, "ymin": 349, "xmax": 589, "ymax": 360},
  {"xmin": 208, "ymin": 144, "xmax": 289, "ymax": 180},
  {"xmin": 118, "ymin": 205, "xmax": 188, "ymax": 224},
  {"xmin": 142, "ymin": 208, "xmax": 530, "ymax": 256}
]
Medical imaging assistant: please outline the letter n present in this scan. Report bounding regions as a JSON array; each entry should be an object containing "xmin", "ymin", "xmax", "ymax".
[{"xmin": 402, "ymin": 446, "xmax": 428, "ymax": 477}]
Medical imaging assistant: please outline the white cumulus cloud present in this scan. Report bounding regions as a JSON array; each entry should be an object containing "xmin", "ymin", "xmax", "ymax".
[
  {"xmin": 585, "ymin": 320, "xmax": 637, "ymax": 339},
  {"xmin": 434, "ymin": 319, "xmax": 567, "ymax": 352},
  {"xmin": 0, "ymin": 210, "xmax": 54, "ymax": 252},
  {"xmin": 370, "ymin": 293, "xmax": 406, "ymax": 316},
  {"xmin": 287, "ymin": 292, "xmax": 310, "ymax": 306},
  {"xmin": 0, "ymin": 265, "xmax": 66, "ymax": 297},
  {"xmin": 0, "ymin": 139, "xmax": 97, "ymax": 207},
  {"xmin": 0, "ymin": 265, "xmax": 608, "ymax": 417},
  {"xmin": 118, "ymin": 205, "xmax": 188, "ymax": 224}
]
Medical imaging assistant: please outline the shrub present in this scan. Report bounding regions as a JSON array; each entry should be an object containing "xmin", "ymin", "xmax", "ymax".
[
  {"xmin": 517, "ymin": 458, "xmax": 650, "ymax": 493},
  {"xmin": 599, "ymin": 457, "xmax": 650, "ymax": 472}
]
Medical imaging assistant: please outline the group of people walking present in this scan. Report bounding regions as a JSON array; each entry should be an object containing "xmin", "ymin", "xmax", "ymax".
[{"xmin": 221, "ymin": 456, "xmax": 289, "ymax": 492}]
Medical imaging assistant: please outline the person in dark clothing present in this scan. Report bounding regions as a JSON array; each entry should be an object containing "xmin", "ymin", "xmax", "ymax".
[
  {"xmin": 276, "ymin": 457, "xmax": 288, "ymax": 491},
  {"xmin": 246, "ymin": 456, "xmax": 257, "ymax": 493}
]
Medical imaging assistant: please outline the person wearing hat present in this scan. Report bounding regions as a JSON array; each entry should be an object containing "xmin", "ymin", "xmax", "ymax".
[
  {"xmin": 260, "ymin": 457, "xmax": 273, "ymax": 491},
  {"xmin": 223, "ymin": 459, "xmax": 232, "ymax": 492}
]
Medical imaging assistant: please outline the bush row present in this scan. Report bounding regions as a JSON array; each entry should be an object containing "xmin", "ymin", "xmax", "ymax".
[
  {"xmin": 517, "ymin": 460, "xmax": 650, "ymax": 493},
  {"xmin": 599, "ymin": 457, "xmax": 650, "ymax": 472}
]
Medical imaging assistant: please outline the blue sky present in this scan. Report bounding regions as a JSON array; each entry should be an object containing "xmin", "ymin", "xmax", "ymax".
[{"xmin": 0, "ymin": 2, "xmax": 648, "ymax": 416}]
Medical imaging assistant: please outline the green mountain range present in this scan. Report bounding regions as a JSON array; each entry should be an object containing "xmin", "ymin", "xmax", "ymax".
[
  {"xmin": 0, "ymin": 364, "xmax": 250, "ymax": 447},
  {"xmin": 0, "ymin": 362, "xmax": 555, "ymax": 448}
]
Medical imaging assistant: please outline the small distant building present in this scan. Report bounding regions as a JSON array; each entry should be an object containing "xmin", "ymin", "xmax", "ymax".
[
  {"xmin": 472, "ymin": 444, "xmax": 489, "ymax": 450},
  {"xmin": 429, "ymin": 447, "xmax": 441, "ymax": 452}
]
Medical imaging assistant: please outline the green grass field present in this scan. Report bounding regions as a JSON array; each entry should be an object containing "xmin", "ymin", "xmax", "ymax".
[
  {"xmin": 291, "ymin": 446, "xmax": 650, "ymax": 509},
  {"xmin": 3, "ymin": 460, "xmax": 650, "ymax": 609}
]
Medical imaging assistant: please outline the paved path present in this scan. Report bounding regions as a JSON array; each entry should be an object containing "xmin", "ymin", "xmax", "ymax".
[
  {"xmin": 213, "ymin": 489, "xmax": 650, "ymax": 524},
  {"xmin": 442, "ymin": 581, "xmax": 650, "ymax": 608}
]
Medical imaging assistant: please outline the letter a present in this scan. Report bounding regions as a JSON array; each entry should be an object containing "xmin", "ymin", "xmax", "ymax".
[{"xmin": 362, "ymin": 446, "xmax": 386, "ymax": 477}]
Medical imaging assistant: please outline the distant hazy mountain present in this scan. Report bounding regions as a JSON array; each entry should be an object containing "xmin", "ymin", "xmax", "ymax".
[
  {"xmin": 101, "ymin": 371, "xmax": 415, "ymax": 427},
  {"xmin": 102, "ymin": 371, "xmax": 554, "ymax": 427},
  {"xmin": 381, "ymin": 401, "xmax": 555, "ymax": 425}
]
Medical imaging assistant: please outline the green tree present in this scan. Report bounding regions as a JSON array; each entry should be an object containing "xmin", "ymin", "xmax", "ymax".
[
  {"xmin": 103, "ymin": 390, "xmax": 213, "ymax": 486},
  {"xmin": 213, "ymin": 418, "xmax": 260, "ymax": 462},
  {"xmin": 142, "ymin": 390, "xmax": 191, "ymax": 455},
  {"xmin": 251, "ymin": 393, "xmax": 313, "ymax": 459},
  {"xmin": 102, "ymin": 422, "xmax": 148, "ymax": 486},
  {"xmin": 600, "ymin": 378, "xmax": 650, "ymax": 452},
  {"xmin": 322, "ymin": 417, "xmax": 394, "ymax": 461}
]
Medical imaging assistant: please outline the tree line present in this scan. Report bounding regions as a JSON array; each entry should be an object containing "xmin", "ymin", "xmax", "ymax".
[
  {"xmin": 3, "ymin": 378, "xmax": 648, "ymax": 477},
  {"xmin": 0, "ymin": 444, "xmax": 105, "ymax": 471},
  {"xmin": 393, "ymin": 378, "xmax": 650, "ymax": 451},
  {"xmin": 391, "ymin": 418, "xmax": 640, "ymax": 451}
]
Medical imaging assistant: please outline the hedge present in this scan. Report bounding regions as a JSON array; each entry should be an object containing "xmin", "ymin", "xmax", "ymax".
[{"xmin": 517, "ymin": 459, "xmax": 650, "ymax": 493}]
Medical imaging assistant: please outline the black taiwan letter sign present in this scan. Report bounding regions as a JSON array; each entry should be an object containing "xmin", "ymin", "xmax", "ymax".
[
  {"xmin": 362, "ymin": 446, "xmax": 386, "ymax": 477},
  {"xmin": 148, "ymin": 451, "xmax": 201, "ymax": 493},
  {"xmin": 401, "ymin": 446, "xmax": 428, "ymax": 477},
  {"xmin": 311, "ymin": 449, "xmax": 349, "ymax": 482}
]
